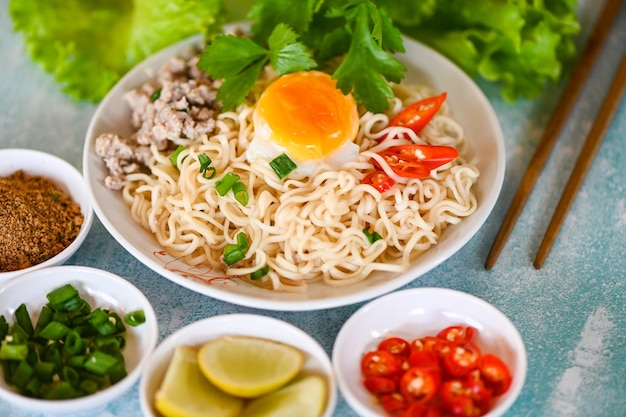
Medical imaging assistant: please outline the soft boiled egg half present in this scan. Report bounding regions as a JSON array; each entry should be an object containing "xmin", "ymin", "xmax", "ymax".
[{"xmin": 247, "ymin": 70, "xmax": 360, "ymax": 177}]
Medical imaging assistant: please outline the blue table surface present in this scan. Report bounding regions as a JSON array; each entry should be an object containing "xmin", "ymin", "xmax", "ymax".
[{"xmin": 1, "ymin": 1, "xmax": 625, "ymax": 416}]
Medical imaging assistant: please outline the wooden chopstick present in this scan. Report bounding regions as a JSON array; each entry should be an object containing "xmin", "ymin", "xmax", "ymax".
[
  {"xmin": 533, "ymin": 52, "xmax": 626, "ymax": 269},
  {"xmin": 484, "ymin": 0, "xmax": 625, "ymax": 270}
]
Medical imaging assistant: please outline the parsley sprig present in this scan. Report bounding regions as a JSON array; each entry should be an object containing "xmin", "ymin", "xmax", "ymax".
[{"xmin": 197, "ymin": 0, "xmax": 406, "ymax": 113}]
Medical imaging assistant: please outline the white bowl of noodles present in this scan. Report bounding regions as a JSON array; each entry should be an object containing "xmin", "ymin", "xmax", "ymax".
[{"xmin": 83, "ymin": 33, "xmax": 505, "ymax": 311}]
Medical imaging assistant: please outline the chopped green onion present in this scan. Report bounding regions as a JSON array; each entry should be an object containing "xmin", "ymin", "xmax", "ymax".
[
  {"xmin": 269, "ymin": 153, "xmax": 297, "ymax": 179},
  {"xmin": 150, "ymin": 88, "xmax": 162, "ymax": 102},
  {"xmin": 84, "ymin": 351, "xmax": 119, "ymax": 376},
  {"xmin": 15, "ymin": 304, "xmax": 33, "ymax": 337},
  {"xmin": 63, "ymin": 330, "xmax": 85, "ymax": 356},
  {"xmin": 10, "ymin": 360, "xmax": 33, "ymax": 389},
  {"xmin": 46, "ymin": 284, "xmax": 78, "ymax": 306},
  {"xmin": 236, "ymin": 232, "xmax": 249, "ymax": 250},
  {"xmin": 169, "ymin": 145, "xmax": 186, "ymax": 169},
  {"xmin": 42, "ymin": 381, "xmax": 78, "ymax": 400},
  {"xmin": 198, "ymin": 153, "xmax": 217, "ymax": 179},
  {"xmin": 38, "ymin": 321, "xmax": 70, "ymax": 340},
  {"xmin": 215, "ymin": 172, "xmax": 240, "ymax": 196},
  {"xmin": 251, "ymin": 265, "xmax": 270, "ymax": 280},
  {"xmin": 0, "ymin": 341, "xmax": 28, "ymax": 361},
  {"xmin": 223, "ymin": 245, "xmax": 245, "ymax": 266},
  {"xmin": 0, "ymin": 316, "xmax": 8, "ymax": 341},
  {"xmin": 123, "ymin": 310, "xmax": 146, "ymax": 327},
  {"xmin": 0, "ymin": 283, "xmax": 142, "ymax": 399},
  {"xmin": 232, "ymin": 181, "xmax": 249, "ymax": 206},
  {"xmin": 363, "ymin": 228, "xmax": 383, "ymax": 244}
]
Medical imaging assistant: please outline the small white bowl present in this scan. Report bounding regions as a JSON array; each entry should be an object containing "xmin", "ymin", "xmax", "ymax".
[
  {"xmin": 140, "ymin": 314, "xmax": 337, "ymax": 417},
  {"xmin": 0, "ymin": 265, "xmax": 159, "ymax": 414},
  {"xmin": 0, "ymin": 148, "xmax": 94, "ymax": 282},
  {"xmin": 333, "ymin": 287, "xmax": 527, "ymax": 417}
]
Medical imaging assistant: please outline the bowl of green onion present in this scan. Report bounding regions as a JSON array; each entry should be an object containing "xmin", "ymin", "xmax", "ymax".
[{"xmin": 0, "ymin": 265, "xmax": 158, "ymax": 413}]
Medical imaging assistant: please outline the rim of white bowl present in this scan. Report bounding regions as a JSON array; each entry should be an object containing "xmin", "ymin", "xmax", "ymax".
[
  {"xmin": 0, "ymin": 148, "xmax": 94, "ymax": 282},
  {"xmin": 332, "ymin": 287, "xmax": 527, "ymax": 417},
  {"xmin": 0, "ymin": 265, "xmax": 158, "ymax": 414}
]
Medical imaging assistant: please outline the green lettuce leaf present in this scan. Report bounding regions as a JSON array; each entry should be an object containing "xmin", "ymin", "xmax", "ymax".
[
  {"xmin": 392, "ymin": 0, "xmax": 580, "ymax": 102},
  {"xmin": 8, "ymin": 0, "xmax": 223, "ymax": 102}
]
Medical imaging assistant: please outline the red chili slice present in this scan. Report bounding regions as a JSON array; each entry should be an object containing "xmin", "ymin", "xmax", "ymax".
[
  {"xmin": 374, "ymin": 144, "xmax": 459, "ymax": 179},
  {"xmin": 361, "ymin": 350, "xmax": 403, "ymax": 378},
  {"xmin": 443, "ymin": 341, "xmax": 482, "ymax": 378},
  {"xmin": 388, "ymin": 92, "xmax": 447, "ymax": 137},
  {"xmin": 362, "ymin": 170, "xmax": 395, "ymax": 192},
  {"xmin": 479, "ymin": 353, "xmax": 512, "ymax": 396},
  {"xmin": 399, "ymin": 366, "xmax": 439, "ymax": 405},
  {"xmin": 363, "ymin": 376, "xmax": 398, "ymax": 395},
  {"xmin": 437, "ymin": 326, "xmax": 476, "ymax": 343},
  {"xmin": 378, "ymin": 336, "xmax": 412, "ymax": 359}
]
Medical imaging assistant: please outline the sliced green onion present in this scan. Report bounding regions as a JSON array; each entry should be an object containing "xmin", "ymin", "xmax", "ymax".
[
  {"xmin": 84, "ymin": 351, "xmax": 119, "ymax": 376},
  {"xmin": 15, "ymin": 304, "xmax": 34, "ymax": 337},
  {"xmin": 0, "ymin": 341, "xmax": 28, "ymax": 361},
  {"xmin": 38, "ymin": 321, "xmax": 70, "ymax": 340},
  {"xmin": 251, "ymin": 265, "xmax": 270, "ymax": 280},
  {"xmin": 215, "ymin": 172, "xmax": 240, "ymax": 196},
  {"xmin": 232, "ymin": 181, "xmax": 249, "ymax": 206},
  {"xmin": 46, "ymin": 284, "xmax": 79, "ymax": 306},
  {"xmin": 123, "ymin": 310, "xmax": 146, "ymax": 327},
  {"xmin": 169, "ymin": 145, "xmax": 186, "ymax": 169},
  {"xmin": 63, "ymin": 330, "xmax": 85, "ymax": 356},
  {"xmin": 223, "ymin": 245, "xmax": 245, "ymax": 266},
  {"xmin": 33, "ymin": 361, "xmax": 56, "ymax": 382},
  {"xmin": 150, "ymin": 88, "xmax": 162, "ymax": 102},
  {"xmin": 363, "ymin": 228, "xmax": 383, "ymax": 244},
  {"xmin": 198, "ymin": 153, "xmax": 217, "ymax": 179},
  {"xmin": 269, "ymin": 153, "xmax": 297, "ymax": 179},
  {"xmin": 10, "ymin": 360, "xmax": 33, "ymax": 389},
  {"xmin": 0, "ymin": 316, "xmax": 8, "ymax": 341},
  {"xmin": 236, "ymin": 232, "xmax": 249, "ymax": 250},
  {"xmin": 34, "ymin": 305, "xmax": 54, "ymax": 336},
  {"xmin": 42, "ymin": 381, "xmax": 78, "ymax": 400}
]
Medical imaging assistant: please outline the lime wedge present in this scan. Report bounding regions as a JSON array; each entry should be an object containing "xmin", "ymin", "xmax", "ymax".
[
  {"xmin": 155, "ymin": 346, "xmax": 244, "ymax": 417},
  {"xmin": 197, "ymin": 336, "xmax": 304, "ymax": 398},
  {"xmin": 241, "ymin": 375, "xmax": 327, "ymax": 417}
]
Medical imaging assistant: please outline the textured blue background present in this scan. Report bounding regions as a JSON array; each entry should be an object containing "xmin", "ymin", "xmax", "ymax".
[{"xmin": 1, "ymin": 1, "xmax": 625, "ymax": 416}]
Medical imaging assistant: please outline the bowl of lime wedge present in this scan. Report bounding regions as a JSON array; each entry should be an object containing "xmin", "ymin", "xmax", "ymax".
[{"xmin": 139, "ymin": 314, "xmax": 336, "ymax": 417}]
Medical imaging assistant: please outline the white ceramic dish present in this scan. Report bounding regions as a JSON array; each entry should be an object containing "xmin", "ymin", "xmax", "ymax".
[
  {"xmin": 139, "ymin": 313, "xmax": 336, "ymax": 417},
  {"xmin": 332, "ymin": 287, "xmax": 527, "ymax": 417},
  {"xmin": 83, "ymin": 34, "xmax": 505, "ymax": 311},
  {"xmin": 0, "ymin": 148, "xmax": 94, "ymax": 282},
  {"xmin": 0, "ymin": 265, "xmax": 159, "ymax": 414}
]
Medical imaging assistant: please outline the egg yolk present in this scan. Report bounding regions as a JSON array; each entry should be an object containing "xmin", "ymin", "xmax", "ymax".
[{"xmin": 254, "ymin": 71, "xmax": 359, "ymax": 162}]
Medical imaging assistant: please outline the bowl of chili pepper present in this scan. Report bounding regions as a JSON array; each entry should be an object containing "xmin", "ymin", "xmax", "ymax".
[
  {"xmin": 332, "ymin": 287, "xmax": 527, "ymax": 417},
  {"xmin": 0, "ymin": 265, "xmax": 158, "ymax": 413},
  {"xmin": 0, "ymin": 148, "xmax": 94, "ymax": 282}
]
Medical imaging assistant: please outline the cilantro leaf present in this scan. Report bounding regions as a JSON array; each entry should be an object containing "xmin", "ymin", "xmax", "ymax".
[
  {"xmin": 198, "ymin": 24, "xmax": 315, "ymax": 110},
  {"xmin": 268, "ymin": 23, "xmax": 317, "ymax": 75},
  {"xmin": 333, "ymin": 3, "xmax": 406, "ymax": 113}
]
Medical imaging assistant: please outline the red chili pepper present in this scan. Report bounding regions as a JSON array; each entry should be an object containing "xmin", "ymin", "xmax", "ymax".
[
  {"xmin": 361, "ymin": 350, "xmax": 403, "ymax": 378},
  {"xmin": 380, "ymin": 393, "xmax": 409, "ymax": 414},
  {"xmin": 443, "ymin": 341, "xmax": 482, "ymax": 378},
  {"xmin": 388, "ymin": 92, "xmax": 447, "ymax": 138},
  {"xmin": 362, "ymin": 170, "xmax": 395, "ymax": 192},
  {"xmin": 378, "ymin": 336, "xmax": 412, "ymax": 359},
  {"xmin": 363, "ymin": 376, "xmax": 398, "ymax": 395},
  {"xmin": 479, "ymin": 353, "xmax": 512, "ymax": 396},
  {"xmin": 400, "ymin": 403, "xmax": 444, "ymax": 417},
  {"xmin": 399, "ymin": 366, "xmax": 439, "ymax": 404},
  {"xmin": 374, "ymin": 144, "xmax": 459, "ymax": 179},
  {"xmin": 437, "ymin": 326, "xmax": 476, "ymax": 344}
]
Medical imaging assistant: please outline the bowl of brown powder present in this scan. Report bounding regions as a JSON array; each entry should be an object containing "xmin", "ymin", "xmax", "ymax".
[{"xmin": 0, "ymin": 148, "xmax": 94, "ymax": 282}]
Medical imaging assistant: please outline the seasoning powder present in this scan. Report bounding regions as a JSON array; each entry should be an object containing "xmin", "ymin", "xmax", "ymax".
[{"xmin": 0, "ymin": 170, "xmax": 84, "ymax": 272}]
